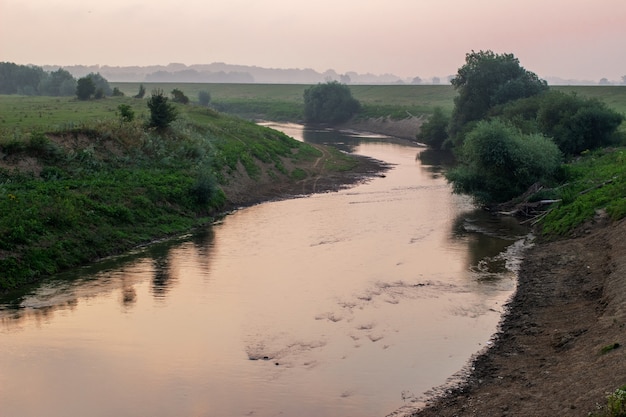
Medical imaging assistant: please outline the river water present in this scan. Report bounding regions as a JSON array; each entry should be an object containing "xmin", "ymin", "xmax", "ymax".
[{"xmin": 0, "ymin": 123, "xmax": 529, "ymax": 417}]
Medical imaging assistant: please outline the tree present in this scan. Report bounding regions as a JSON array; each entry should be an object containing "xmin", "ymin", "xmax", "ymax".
[
  {"xmin": 303, "ymin": 81, "xmax": 361, "ymax": 124},
  {"xmin": 88, "ymin": 73, "xmax": 112, "ymax": 96},
  {"xmin": 38, "ymin": 68, "xmax": 76, "ymax": 96},
  {"xmin": 117, "ymin": 104, "xmax": 135, "ymax": 123},
  {"xmin": 448, "ymin": 50, "xmax": 548, "ymax": 145},
  {"xmin": 147, "ymin": 89, "xmax": 177, "ymax": 129},
  {"xmin": 198, "ymin": 90, "xmax": 211, "ymax": 106},
  {"xmin": 171, "ymin": 88, "xmax": 189, "ymax": 104},
  {"xmin": 417, "ymin": 107, "xmax": 449, "ymax": 149},
  {"xmin": 536, "ymin": 91, "xmax": 624, "ymax": 155},
  {"xmin": 76, "ymin": 76, "xmax": 96, "ymax": 100},
  {"xmin": 446, "ymin": 119, "xmax": 562, "ymax": 205},
  {"xmin": 134, "ymin": 84, "xmax": 146, "ymax": 99}
]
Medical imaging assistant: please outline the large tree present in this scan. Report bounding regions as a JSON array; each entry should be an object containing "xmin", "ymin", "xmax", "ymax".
[
  {"xmin": 76, "ymin": 76, "xmax": 96, "ymax": 100},
  {"xmin": 303, "ymin": 81, "xmax": 361, "ymax": 124},
  {"xmin": 448, "ymin": 50, "xmax": 548, "ymax": 145}
]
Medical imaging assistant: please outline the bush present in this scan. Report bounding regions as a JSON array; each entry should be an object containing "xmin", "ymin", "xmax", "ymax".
[
  {"xmin": 446, "ymin": 119, "xmax": 562, "ymax": 204},
  {"xmin": 537, "ymin": 92, "xmax": 624, "ymax": 155},
  {"xmin": 134, "ymin": 84, "xmax": 146, "ymax": 99},
  {"xmin": 198, "ymin": 90, "xmax": 211, "ymax": 106},
  {"xmin": 117, "ymin": 104, "xmax": 135, "ymax": 123},
  {"xmin": 303, "ymin": 81, "xmax": 361, "ymax": 124},
  {"xmin": 418, "ymin": 107, "xmax": 449, "ymax": 149},
  {"xmin": 494, "ymin": 91, "xmax": 625, "ymax": 156},
  {"xmin": 147, "ymin": 89, "xmax": 177, "ymax": 129},
  {"xmin": 171, "ymin": 88, "xmax": 190, "ymax": 104}
]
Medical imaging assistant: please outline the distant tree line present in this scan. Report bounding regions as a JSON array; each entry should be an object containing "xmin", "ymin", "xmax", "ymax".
[
  {"xmin": 0, "ymin": 62, "xmax": 77, "ymax": 96},
  {"xmin": 0, "ymin": 62, "xmax": 117, "ymax": 100},
  {"xmin": 418, "ymin": 50, "xmax": 625, "ymax": 205}
]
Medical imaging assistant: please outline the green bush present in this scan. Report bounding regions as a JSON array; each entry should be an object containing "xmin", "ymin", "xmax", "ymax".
[
  {"xmin": 446, "ymin": 119, "xmax": 562, "ymax": 204},
  {"xmin": 537, "ymin": 91, "xmax": 624, "ymax": 155},
  {"xmin": 418, "ymin": 107, "xmax": 449, "ymax": 149},
  {"xmin": 198, "ymin": 90, "xmax": 211, "ymax": 106},
  {"xmin": 494, "ymin": 91, "xmax": 625, "ymax": 156},
  {"xmin": 147, "ymin": 89, "xmax": 178, "ymax": 129}
]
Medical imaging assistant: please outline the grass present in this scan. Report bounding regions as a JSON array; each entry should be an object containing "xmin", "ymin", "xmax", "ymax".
[
  {"xmin": 1, "ymin": 83, "xmax": 625, "ymax": 288},
  {"xmin": 0, "ymin": 96, "xmax": 326, "ymax": 293},
  {"xmin": 591, "ymin": 384, "xmax": 626, "ymax": 417},
  {"xmin": 109, "ymin": 83, "xmax": 626, "ymax": 123},
  {"xmin": 539, "ymin": 148, "xmax": 626, "ymax": 236}
]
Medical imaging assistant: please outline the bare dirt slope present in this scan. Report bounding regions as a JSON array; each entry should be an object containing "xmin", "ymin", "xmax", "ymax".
[{"xmin": 412, "ymin": 216, "xmax": 626, "ymax": 416}]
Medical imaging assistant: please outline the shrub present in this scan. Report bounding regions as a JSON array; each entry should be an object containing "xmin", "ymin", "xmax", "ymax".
[
  {"xmin": 446, "ymin": 119, "xmax": 562, "ymax": 204},
  {"xmin": 117, "ymin": 104, "xmax": 135, "ymax": 123},
  {"xmin": 134, "ymin": 84, "xmax": 146, "ymax": 99},
  {"xmin": 537, "ymin": 91, "xmax": 624, "ymax": 155},
  {"xmin": 147, "ymin": 89, "xmax": 177, "ymax": 129},
  {"xmin": 198, "ymin": 90, "xmax": 211, "ymax": 106},
  {"xmin": 418, "ymin": 107, "xmax": 449, "ymax": 149},
  {"xmin": 171, "ymin": 88, "xmax": 190, "ymax": 104}
]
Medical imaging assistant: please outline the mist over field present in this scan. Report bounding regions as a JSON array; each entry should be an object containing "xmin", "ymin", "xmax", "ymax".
[{"xmin": 40, "ymin": 62, "xmax": 620, "ymax": 86}]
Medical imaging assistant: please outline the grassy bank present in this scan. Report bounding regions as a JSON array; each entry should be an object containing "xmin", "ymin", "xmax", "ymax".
[
  {"xmin": 538, "ymin": 147, "xmax": 626, "ymax": 235},
  {"xmin": 0, "ymin": 96, "xmax": 333, "ymax": 293}
]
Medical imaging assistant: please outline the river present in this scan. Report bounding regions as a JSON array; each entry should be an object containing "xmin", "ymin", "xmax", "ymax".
[{"xmin": 0, "ymin": 123, "xmax": 529, "ymax": 417}]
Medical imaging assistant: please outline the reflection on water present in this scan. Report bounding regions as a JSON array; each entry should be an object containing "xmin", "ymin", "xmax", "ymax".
[{"xmin": 0, "ymin": 124, "xmax": 530, "ymax": 417}]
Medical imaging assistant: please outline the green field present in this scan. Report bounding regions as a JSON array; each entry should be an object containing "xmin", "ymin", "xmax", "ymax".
[{"xmin": 1, "ymin": 84, "xmax": 625, "ymax": 132}]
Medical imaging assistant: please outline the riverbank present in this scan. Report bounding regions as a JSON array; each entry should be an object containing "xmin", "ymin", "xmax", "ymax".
[
  {"xmin": 218, "ymin": 143, "xmax": 391, "ymax": 210},
  {"xmin": 410, "ymin": 216, "xmax": 626, "ymax": 416}
]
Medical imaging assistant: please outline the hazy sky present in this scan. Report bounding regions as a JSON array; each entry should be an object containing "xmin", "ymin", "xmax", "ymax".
[{"xmin": 2, "ymin": 0, "xmax": 625, "ymax": 81}]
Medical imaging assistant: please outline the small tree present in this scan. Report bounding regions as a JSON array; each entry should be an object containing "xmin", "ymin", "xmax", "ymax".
[
  {"xmin": 171, "ymin": 88, "xmax": 189, "ymax": 104},
  {"xmin": 117, "ymin": 104, "xmax": 135, "ymax": 123},
  {"xmin": 76, "ymin": 76, "xmax": 95, "ymax": 100},
  {"xmin": 198, "ymin": 90, "xmax": 211, "ymax": 106},
  {"xmin": 134, "ymin": 84, "xmax": 146, "ymax": 99},
  {"xmin": 303, "ymin": 81, "xmax": 361, "ymax": 124},
  {"xmin": 147, "ymin": 89, "xmax": 177, "ymax": 129},
  {"xmin": 87, "ymin": 73, "xmax": 112, "ymax": 96}
]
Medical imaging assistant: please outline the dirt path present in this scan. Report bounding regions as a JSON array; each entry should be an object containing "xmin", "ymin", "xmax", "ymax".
[{"xmin": 410, "ymin": 217, "xmax": 626, "ymax": 416}]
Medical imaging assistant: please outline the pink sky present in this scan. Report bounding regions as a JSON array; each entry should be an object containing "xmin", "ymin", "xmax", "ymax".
[{"xmin": 1, "ymin": 0, "xmax": 625, "ymax": 82}]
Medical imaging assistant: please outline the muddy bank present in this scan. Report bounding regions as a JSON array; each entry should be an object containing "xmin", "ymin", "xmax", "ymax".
[
  {"xmin": 220, "ymin": 145, "xmax": 391, "ymax": 211},
  {"xmin": 410, "ymin": 217, "xmax": 626, "ymax": 416}
]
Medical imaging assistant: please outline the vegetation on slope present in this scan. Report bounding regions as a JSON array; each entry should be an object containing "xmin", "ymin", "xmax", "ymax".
[
  {"xmin": 415, "ymin": 50, "xmax": 626, "ymax": 238},
  {"xmin": 0, "ymin": 95, "xmax": 328, "ymax": 292}
]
